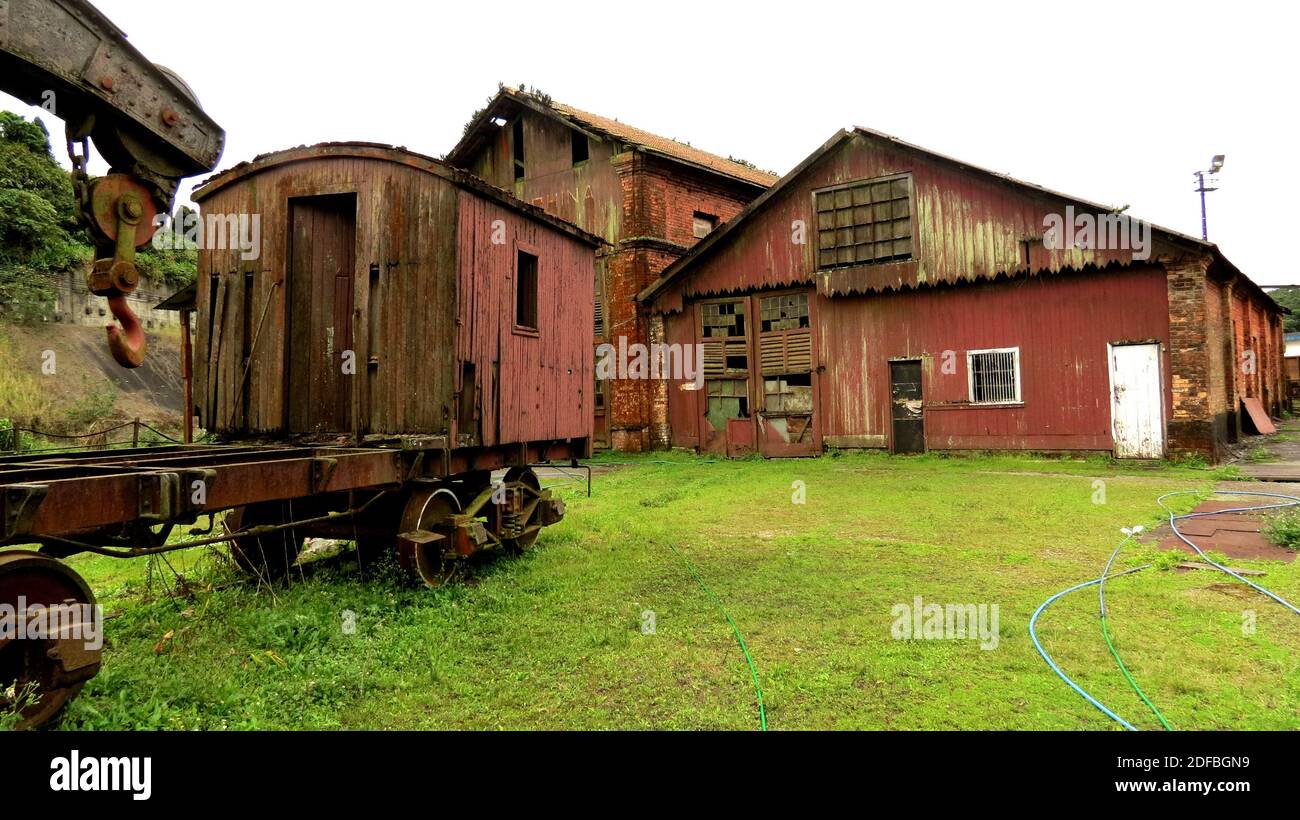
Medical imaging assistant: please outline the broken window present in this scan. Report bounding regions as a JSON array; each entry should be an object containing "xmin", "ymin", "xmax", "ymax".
[
  {"xmin": 764, "ymin": 373, "xmax": 813, "ymax": 413},
  {"xmin": 706, "ymin": 378, "xmax": 750, "ymax": 430},
  {"xmin": 967, "ymin": 347, "xmax": 1020, "ymax": 404},
  {"xmin": 515, "ymin": 249, "xmax": 538, "ymax": 331},
  {"xmin": 693, "ymin": 211, "xmax": 718, "ymax": 239},
  {"xmin": 814, "ymin": 175, "xmax": 913, "ymax": 269},
  {"xmin": 700, "ymin": 300, "xmax": 750, "ymax": 430},
  {"xmin": 513, "ymin": 119, "xmax": 526, "ymax": 181},
  {"xmin": 760, "ymin": 292, "xmax": 809, "ymax": 333},
  {"xmin": 571, "ymin": 130, "xmax": 589, "ymax": 166},
  {"xmin": 758, "ymin": 293, "xmax": 813, "ymax": 416},
  {"xmin": 701, "ymin": 300, "xmax": 748, "ymax": 375}
]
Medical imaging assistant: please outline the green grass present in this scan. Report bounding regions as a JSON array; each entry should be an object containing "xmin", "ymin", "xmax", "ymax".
[{"xmin": 15, "ymin": 451, "xmax": 1300, "ymax": 730}]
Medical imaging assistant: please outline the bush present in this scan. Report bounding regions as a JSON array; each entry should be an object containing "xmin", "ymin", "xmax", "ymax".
[{"xmin": 1265, "ymin": 511, "xmax": 1300, "ymax": 552}]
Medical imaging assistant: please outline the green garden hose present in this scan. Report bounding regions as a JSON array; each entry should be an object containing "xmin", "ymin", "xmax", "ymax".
[
  {"xmin": 1099, "ymin": 536, "xmax": 1174, "ymax": 730},
  {"xmin": 666, "ymin": 541, "xmax": 767, "ymax": 731}
]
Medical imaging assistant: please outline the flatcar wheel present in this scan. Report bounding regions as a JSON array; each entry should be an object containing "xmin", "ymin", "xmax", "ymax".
[
  {"xmin": 0, "ymin": 551, "xmax": 102, "ymax": 730},
  {"xmin": 224, "ymin": 502, "xmax": 304, "ymax": 581},
  {"xmin": 396, "ymin": 489, "xmax": 459, "ymax": 588},
  {"xmin": 501, "ymin": 467, "xmax": 542, "ymax": 552}
]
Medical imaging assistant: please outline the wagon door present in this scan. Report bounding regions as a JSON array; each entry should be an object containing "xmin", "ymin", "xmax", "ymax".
[
  {"xmin": 287, "ymin": 194, "xmax": 357, "ymax": 433},
  {"xmin": 1108, "ymin": 342, "xmax": 1164, "ymax": 458}
]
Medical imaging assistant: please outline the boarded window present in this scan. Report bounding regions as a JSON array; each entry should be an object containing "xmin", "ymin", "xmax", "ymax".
[
  {"xmin": 593, "ymin": 295, "xmax": 605, "ymax": 338},
  {"xmin": 515, "ymin": 250, "xmax": 538, "ymax": 330},
  {"xmin": 968, "ymin": 347, "xmax": 1020, "ymax": 404},
  {"xmin": 571, "ymin": 130, "xmax": 589, "ymax": 165},
  {"xmin": 814, "ymin": 175, "xmax": 913, "ymax": 269},
  {"xmin": 693, "ymin": 211, "xmax": 718, "ymax": 238}
]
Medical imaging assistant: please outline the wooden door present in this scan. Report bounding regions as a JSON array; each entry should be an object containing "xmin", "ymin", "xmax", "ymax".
[
  {"xmin": 1109, "ymin": 342, "xmax": 1164, "ymax": 458},
  {"xmin": 890, "ymin": 359, "xmax": 924, "ymax": 454},
  {"xmin": 287, "ymin": 194, "xmax": 356, "ymax": 434}
]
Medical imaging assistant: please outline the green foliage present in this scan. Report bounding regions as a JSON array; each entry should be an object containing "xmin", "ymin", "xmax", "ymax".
[
  {"xmin": 1265, "ymin": 510, "xmax": 1300, "ymax": 551},
  {"xmin": 1269, "ymin": 286, "xmax": 1300, "ymax": 333},
  {"xmin": 0, "ymin": 110, "xmax": 197, "ymax": 319}
]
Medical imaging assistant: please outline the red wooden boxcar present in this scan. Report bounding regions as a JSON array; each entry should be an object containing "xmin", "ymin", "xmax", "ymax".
[{"xmin": 0, "ymin": 143, "xmax": 601, "ymax": 726}]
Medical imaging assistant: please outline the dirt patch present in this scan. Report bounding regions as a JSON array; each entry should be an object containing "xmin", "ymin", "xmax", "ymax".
[
  {"xmin": 1, "ymin": 321, "xmax": 184, "ymax": 430},
  {"xmin": 1143, "ymin": 496, "xmax": 1297, "ymax": 563}
]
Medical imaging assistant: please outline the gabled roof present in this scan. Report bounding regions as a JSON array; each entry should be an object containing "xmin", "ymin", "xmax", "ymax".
[
  {"xmin": 448, "ymin": 87, "xmax": 779, "ymax": 190},
  {"xmin": 638, "ymin": 127, "xmax": 1275, "ymax": 309},
  {"xmin": 191, "ymin": 142, "xmax": 605, "ymax": 248}
]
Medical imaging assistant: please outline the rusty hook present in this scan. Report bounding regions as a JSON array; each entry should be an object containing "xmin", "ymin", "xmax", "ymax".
[{"xmin": 106, "ymin": 294, "xmax": 146, "ymax": 368}]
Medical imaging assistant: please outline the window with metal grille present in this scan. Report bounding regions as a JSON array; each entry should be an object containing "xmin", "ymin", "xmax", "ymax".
[
  {"xmin": 814, "ymin": 175, "xmax": 913, "ymax": 269},
  {"xmin": 967, "ymin": 348, "xmax": 1021, "ymax": 404}
]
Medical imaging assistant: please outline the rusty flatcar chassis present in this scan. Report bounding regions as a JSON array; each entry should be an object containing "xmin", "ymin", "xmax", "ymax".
[{"xmin": 0, "ymin": 440, "xmax": 574, "ymax": 728}]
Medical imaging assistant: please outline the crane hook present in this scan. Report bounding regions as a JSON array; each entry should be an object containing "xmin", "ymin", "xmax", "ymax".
[{"xmin": 106, "ymin": 294, "xmax": 147, "ymax": 368}]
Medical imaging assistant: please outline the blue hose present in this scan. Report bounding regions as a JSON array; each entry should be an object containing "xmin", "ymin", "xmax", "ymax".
[
  {"xmin": 1029, "ymin": 566, "xmax": 1151, "ymax": 731},
  {"xmin": 1032, "ymin": 489, "xmax": 1300, "ymax": 730}
]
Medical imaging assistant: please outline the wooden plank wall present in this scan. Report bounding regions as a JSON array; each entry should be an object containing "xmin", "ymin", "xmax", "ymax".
[
  {"xmin": 456, "ymin": 191, "xmax": 594, "ymax": 446},
  {"xmin": 195, "ymin": 155, "xmax": 458, "ymax": 436}
]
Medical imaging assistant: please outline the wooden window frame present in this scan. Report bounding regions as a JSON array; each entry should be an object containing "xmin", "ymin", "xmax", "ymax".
[
  {"xmin": 812, "ymin": 173, "xmax": 915, "ymax": 271},
  {"xmin": 513, "ymin": 243, "xmax": 540, "ymax": 337}
]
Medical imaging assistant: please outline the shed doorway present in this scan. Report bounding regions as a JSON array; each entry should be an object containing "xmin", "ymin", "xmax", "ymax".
[
  {"xmin": 890, "ymin": 359, "xmax": 924, "ymax": 454},
  {"xmin": 287, "ymin": 193, "xmax": 357, "ymax": 434}
]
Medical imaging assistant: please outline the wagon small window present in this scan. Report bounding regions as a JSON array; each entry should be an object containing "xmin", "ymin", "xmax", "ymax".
[
  {"xmin": 515, "ymin": 250, "xmax": 539, "ymax": 331},
  {"xmin": 814, "ymin": 175, "xmax": 913, "ymax": 270},
  {"xmin": 967, "ymin": 347, "xmax": 1021, "ymax": 404}
]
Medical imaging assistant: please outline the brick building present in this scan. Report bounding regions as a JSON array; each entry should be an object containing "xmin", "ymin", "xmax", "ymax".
[
  {"xmin": 448, "ymin": 87, "xmax": 776, "ymax": 450},
  {"xmin": 638, "ymin": 128, "xmax": 1282, "ymax": 462}
]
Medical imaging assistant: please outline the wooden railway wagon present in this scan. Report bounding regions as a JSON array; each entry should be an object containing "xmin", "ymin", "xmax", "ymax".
[{"xmin": 0, "ymin": 143, "xmax": 601, "ymax": 728}]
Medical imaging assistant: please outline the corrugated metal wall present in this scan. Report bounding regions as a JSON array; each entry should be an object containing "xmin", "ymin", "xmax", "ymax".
[{"xmin": 814, "ymin": 266, "xmax": 1172, "ymax": 451}]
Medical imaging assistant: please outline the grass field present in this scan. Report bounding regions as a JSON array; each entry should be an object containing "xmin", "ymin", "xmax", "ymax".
[{"xmin": 18, "ymin": 451, "xmax": 1300, "ymax": 730}]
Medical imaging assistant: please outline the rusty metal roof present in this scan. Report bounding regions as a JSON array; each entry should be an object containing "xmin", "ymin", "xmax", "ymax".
[
  {"xmin": 192, "ymin": 141, "xmax": 606, "ymax": 247},
  {"xmin": 448, "ymin": 87, "xmax": 779, "ymax": 189},
  {"xmin": 638, "ymin": 127, "xmax": 1275, "ymax": 308}
]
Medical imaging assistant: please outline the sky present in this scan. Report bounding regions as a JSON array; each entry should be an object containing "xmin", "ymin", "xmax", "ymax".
[{"xmin": 4, "ymin": 0, "xmax": 1296, "ymax": 284}]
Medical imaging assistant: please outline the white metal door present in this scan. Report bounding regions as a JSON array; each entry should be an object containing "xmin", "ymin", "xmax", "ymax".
[{"xmin": 1108, "ymin": 343, "xmax": 1164, "ymax": 458}]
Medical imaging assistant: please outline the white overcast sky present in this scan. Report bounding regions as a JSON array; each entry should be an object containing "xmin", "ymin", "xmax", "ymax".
[{"xmin": 4, "ymin": 0, "xmax": 1296, "ymax": 284}]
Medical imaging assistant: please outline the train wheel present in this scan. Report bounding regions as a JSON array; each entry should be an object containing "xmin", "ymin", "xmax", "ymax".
[
  {"xmin": 396, "ymin": 488, "xmax": 459, "ymax": 588},
  {"xmin": 224, "ymin": 502, "xmax": 304, "ymax": 581},
  {"xmin": 0, "ymin": 551, "xmax": 102, "ymax": 729},
  {"xmin": 501, "ymin": 467, "xmax": 542, "ymax": 552}
]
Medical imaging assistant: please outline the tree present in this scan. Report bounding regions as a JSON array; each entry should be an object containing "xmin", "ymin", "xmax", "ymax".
[
  {"xmin": 1268, "ymin": 286, "xmax": 1300, "ymax": 334},
  {"xmin": 0, "ymin": 110, "xmax": 197, "ymax": 322}
]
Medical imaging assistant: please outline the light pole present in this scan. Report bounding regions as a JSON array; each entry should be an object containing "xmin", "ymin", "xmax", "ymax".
[{"xmin": 1194, "ymin": 154, "xmax": 1225, "ymax": 241}]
